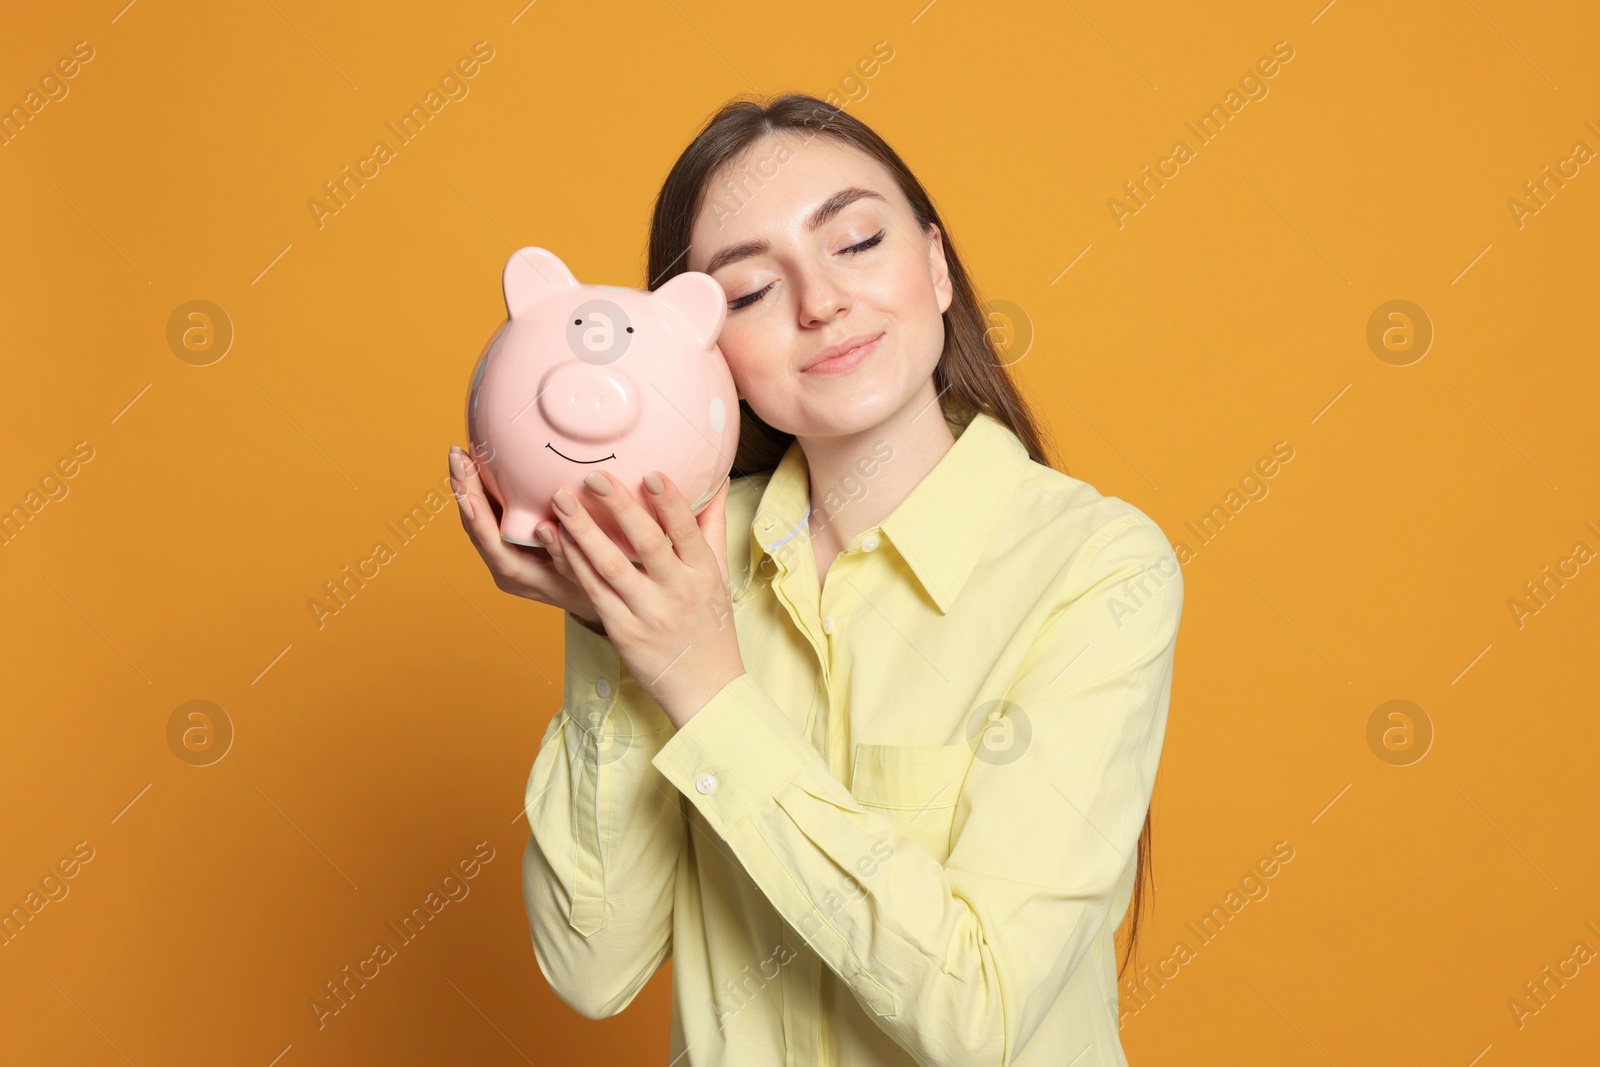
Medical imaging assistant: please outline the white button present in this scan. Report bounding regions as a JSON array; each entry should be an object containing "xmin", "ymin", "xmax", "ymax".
[
  {"xmin": 822, "ymin": 616, "xmax": 834, "ymax": 634},
  {"xmin": 695, "ymin": 773, "xmax": 718, "ymax": 795},
  {"xmin": 595, "ymin": 678, "xmax": 611, "ymax": 698},
  {"xmin": 862, "ymin": 534, "xmax": 880, "ymax": 552}
]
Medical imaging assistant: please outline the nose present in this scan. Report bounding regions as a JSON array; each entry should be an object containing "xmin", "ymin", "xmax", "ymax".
[
  {"xmin": 795, "ymin": 262, "xmax": 851, "ymax": 326},
  {"xmin": 537, "ymin": 360, "xmax": 641, "ymax": 441}
]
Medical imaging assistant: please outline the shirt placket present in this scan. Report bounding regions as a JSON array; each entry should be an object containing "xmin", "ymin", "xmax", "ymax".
[
  {"xmin": 816, "ymin": 539, "xmax": 853, "ymax": 1067},
  {"xmin": 817, "ymin": 550, "xmax": 856, "ymax": 784},
  {"xmin": 770, "ymin": 525, "xmax": 884, "ymax": 1067},
  {"xmin": 764, "ymin": 542, "xmax": 831, "ymax": 1066}
]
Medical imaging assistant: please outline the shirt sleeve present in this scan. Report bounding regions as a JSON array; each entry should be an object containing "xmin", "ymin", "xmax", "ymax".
[
  {"xmin": 649, "ymin": 513, "xmax": 1184, "ymax": 1065},
  {"xmin": 522, "ymin": 610, "xmax": 686, "ymax": 1020}
]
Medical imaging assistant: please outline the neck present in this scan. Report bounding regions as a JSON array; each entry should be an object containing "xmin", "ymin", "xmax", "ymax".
[{"xmin": 797, "ymin": 392, "xmax": 958, "ymax": 559}]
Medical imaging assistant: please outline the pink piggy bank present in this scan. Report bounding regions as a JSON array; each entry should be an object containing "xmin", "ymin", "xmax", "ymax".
[{"xmin": 466, "ymin": 247, "xmax": 740, "ymax": 559}]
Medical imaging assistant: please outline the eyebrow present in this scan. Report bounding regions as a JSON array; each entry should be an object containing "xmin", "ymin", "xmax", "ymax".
[{"xmin": 700, "ymin": 187, "xmax": 889, "ymax": 276}]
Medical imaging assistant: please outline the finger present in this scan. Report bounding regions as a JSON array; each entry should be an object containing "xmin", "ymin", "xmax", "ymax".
[
  {"xmin": 552, "ymin": 486, "xmax": 649, "ymax": 605},
  {"xmin": 447, "ymin": 447, "xmax": 477, "ymax": 523},
  {"xmin": 536, "ymin": 521, "xmax": 577, "ymax": 582},
  {"xmin": 697, "ymin": 475, "xmax": 733, "ymax": 589},
  {"xmin": 545, "ymin": 517, "xmax": 645, "ymax": 587},
  {"xmin": 553, "ymin": 515, "xmax": 628, "ymax": 620},
  {"xmin": 644, "ymin": 472, "xmax": 718, "ymax": 574},
  {"xmin": 579, "ymin": 470, "xmax": 680, "ymax": 578},
  {"xmin": 453, "ymin": 446, "xmax": 517, "ymax": 562},
  {"xmin": 452, "ymin": 446, "xmax": 512, "ymax": 542},
  {"xmin": 451, "ymin": 447, "xmax": 561, "ymax": 587}
]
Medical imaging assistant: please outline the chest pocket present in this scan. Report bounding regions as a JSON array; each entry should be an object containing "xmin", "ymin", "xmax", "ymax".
[{"xmin": 849, "ymin": 742, "xmax": 974, "ymax": 865}]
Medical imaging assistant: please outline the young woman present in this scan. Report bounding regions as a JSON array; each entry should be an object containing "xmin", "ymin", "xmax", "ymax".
[{"xmin": 448, "ymin": 93, "xmax": 1184, "ymax": 1067}]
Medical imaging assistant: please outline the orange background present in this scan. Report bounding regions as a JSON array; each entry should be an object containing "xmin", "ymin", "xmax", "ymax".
[{"xmin": 3, "ymin": 1, "xmax": 1597, "ymax": 1063}]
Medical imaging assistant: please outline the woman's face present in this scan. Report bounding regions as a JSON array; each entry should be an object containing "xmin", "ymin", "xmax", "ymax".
[{"xmin": 686, "ymin": 133, "xmax": 953, "ymax": 440}]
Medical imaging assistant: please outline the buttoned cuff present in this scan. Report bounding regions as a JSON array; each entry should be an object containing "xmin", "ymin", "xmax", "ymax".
[
  {"xmin": 562, "ymin": 612, "xmax": 670, "ymax": 741},
  {"xmin": 651, "ymin": 672, "xmax": 820, "ymax": 830}
]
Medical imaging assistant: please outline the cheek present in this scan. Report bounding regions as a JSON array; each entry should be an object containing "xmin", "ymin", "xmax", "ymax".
[
  {"xmin": 867, "ymin": 251, "xmax": 940, "ymax": 317},
  {"xmin": 716, "ymin": 327, "xmax": 778, "ymax": 391},
  {"xmin": 875, "ymin": 258, "xmax": 944, "ymax": 345}
]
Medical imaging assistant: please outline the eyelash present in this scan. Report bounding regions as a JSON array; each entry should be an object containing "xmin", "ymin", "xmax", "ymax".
[{"xmin": 728, "ymin": 229, "xmax": 886, "ymax": 311}]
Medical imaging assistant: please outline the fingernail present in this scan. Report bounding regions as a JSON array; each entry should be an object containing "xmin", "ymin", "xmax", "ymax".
[
  {"xmin": 553, "ymin": 488, "xmax": 579, "ymax": 516},
  {"xmin": 644, "ymin": 471, "xmax": 665, "ymax": 495},
  {"xmin": 535, "ymin": 524, "xmax": 555, "ymax": 544},
  {"xmin": 448, "ymin": 451, "xmax": 462, "ymax": 479},
  {"xmin": 584, "ymin": 471, "xmax": 612, "ymax": 496}
]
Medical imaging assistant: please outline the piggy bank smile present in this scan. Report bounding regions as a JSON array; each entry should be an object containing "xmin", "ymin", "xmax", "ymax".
[{"xmin": 544, "ymin": 443, "xmax": 618, "ymax": 465}]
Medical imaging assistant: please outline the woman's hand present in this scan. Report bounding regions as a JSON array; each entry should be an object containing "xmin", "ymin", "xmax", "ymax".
[
  {"xmin": 551, "ymin": 469, "xmax": 744, "ymax": 729},
  {"xmin": 447, "ymin": 444, "xmax": 610, "ymax": 629}
]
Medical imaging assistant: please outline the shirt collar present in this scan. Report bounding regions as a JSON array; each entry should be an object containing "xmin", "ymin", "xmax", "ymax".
[{"xmin": 744, "ymin": 410, "xmax": 1031, "ymax": 614}]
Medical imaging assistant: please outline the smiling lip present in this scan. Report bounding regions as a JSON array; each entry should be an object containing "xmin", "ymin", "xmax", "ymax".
[
  {"xmin": 545, "ymin": 443, "xmax": 617, "ymax": 464},
  {"xmin": 803, "ymin": 332, "xmax": 883, "ymax": 376}
]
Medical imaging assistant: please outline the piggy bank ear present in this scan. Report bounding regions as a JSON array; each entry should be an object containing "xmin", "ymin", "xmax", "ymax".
[
  {"xmin": 503, "ymin": 247, "xmax": 579, "ymax": 319},
  {"xmin": 653, "ymin": 271, "xmax": 727, "ymax": 350}
]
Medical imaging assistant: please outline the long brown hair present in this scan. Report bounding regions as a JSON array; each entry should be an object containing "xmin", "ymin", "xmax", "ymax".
[{"xmin": 644, "ymin": 91, "xmax": 1155, "ymax": 980}]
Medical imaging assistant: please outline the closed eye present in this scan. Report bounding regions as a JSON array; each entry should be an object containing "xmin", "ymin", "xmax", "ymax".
[
  {"xmin": 845, "ymin": 229, "xmax": 886, "ymax": 255},
  {"xmin": 727, "ymin": 229, "xmax": 887, "ymax": 311}
]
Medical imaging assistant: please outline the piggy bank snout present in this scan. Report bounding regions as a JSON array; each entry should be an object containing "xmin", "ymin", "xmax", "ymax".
[{"xmin": 538, "ymin": 361, "xmax": 641, "ymax": 441}]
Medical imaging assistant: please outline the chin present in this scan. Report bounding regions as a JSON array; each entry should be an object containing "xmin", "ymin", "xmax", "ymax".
[
  {"xmin": 755, "ymin": 360, "xmax": 939, "ymax": 438},
  {"xmin": 791, "ymin": 393, "xmax": 908, "ymax": 438}
]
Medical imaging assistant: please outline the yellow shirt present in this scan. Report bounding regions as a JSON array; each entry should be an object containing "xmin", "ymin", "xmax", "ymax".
[{"xmin": 522, "ymin": 409, "xmax": 1185, "ymax": 1066}]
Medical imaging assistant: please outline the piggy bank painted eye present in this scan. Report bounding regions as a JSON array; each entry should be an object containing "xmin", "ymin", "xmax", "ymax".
[
  {"xmin": 465, "ymin": 247, "xmax": 740, "ymax": 561},
  {"xmin": 566, "ymin": 298, "xmax": 633, "ymax": 365}
]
